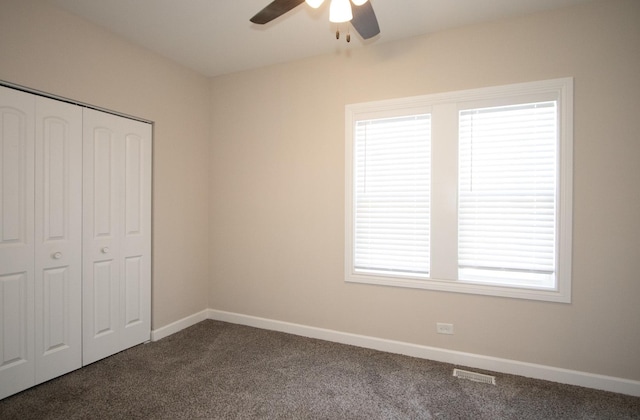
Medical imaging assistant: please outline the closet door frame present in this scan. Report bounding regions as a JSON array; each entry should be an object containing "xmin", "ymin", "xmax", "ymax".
[{"xmin": 0, "ymin": 81, "xmax": 153, "ymax": 398}]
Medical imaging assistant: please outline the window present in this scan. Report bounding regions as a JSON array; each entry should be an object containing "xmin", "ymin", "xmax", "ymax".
[
  {"xmin": 353, "ymin": 114, "xmax": 431, "ymax": 278},
  {"xmin": 345, "ymin": 78, "xmax": 573, "ymax": 302},
  {"xmin": 458, "ymin": 102, "xmax": 557, "ymax": 289}
]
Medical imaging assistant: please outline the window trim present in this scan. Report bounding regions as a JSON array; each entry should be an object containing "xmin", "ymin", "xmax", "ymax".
[{"xmin": 345, "ymin": 78, "xmax": 573, "ymax": 303}]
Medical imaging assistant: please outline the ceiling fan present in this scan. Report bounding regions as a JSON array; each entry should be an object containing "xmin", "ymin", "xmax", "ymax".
[{"xmin": 250, "ymin": 0, "xmax": 380, "ymax": 42}]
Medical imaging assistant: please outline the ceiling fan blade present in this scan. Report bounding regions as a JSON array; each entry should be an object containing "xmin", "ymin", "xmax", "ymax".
[
  {"xmin": 250, "ymin": 0, "xmax": 306, "ymax": 24},
  {"xmin": 351, "ymin": 1, "xmax": 380, "ymax": 39}
]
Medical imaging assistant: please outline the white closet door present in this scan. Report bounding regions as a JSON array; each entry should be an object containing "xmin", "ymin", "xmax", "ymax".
[
  {"xmin": 82, "ymin": 108, "xmax": 151, "ymax": 365},
  {"xmin": 34, "ymin": 96, "xmax": 82, "ymax": 383},
  {"xmin": 119, "ymin": 118, "xmax": 151, "ymax": 351},
  {"xmin": 0, "ymin": 86, "xmax": 35, "ymax": 400}
]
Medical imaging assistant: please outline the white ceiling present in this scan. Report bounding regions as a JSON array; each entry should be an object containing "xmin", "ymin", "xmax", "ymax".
[{"xmin": 46, "ymin": 0, "xmax": 593, "ymax": 77}]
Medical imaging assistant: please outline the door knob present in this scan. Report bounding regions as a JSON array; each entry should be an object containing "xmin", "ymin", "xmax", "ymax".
[
  {"xmin": 53, "ymin": 252, "xmax": 63, "ymax": 259},
  {"xmin": 102, "ymin": 247, "xmax": 110, "ymax": 254}
]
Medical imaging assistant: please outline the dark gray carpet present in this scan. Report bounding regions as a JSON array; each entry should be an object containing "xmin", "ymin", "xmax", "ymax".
[{"xmin": 1, "ymin": 320, "xmax": 639, "ymax": 419}]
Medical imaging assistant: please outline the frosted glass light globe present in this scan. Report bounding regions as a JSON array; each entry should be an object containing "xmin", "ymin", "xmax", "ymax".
[
  {"xmin": 305, "ymin": 0, "xmax": 325, "ymax": 8},
  {"xmin": 329, "ymin": 0, "xmax": 353, "ymax": 22}
]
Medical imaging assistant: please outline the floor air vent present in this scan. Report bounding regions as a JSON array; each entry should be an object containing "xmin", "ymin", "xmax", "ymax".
[{"xmin": 453, "ymin": 368, "xmax": 496, "ymax": 385}]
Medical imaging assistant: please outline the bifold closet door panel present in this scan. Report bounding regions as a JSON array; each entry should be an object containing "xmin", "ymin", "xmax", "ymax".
[
  {"xmin": 119, "ymin": 117, "xmax": 151, "ymax": 351},
  {"xmin": 83, "ymin": 108, "xmax": 151, "ymax": 365},
  {"xmin": 0, "ymin": 86, "xmax": 36, "ymax": 400},
  {"xmin": 82, "ymin": 109, "xmax": 121, "ymax": 364},
  {"xmin": 34, "ymin": 96, "xmax": 82, "ymax": 384}
]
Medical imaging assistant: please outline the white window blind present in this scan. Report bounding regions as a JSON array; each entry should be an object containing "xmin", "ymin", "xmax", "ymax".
[
  {"xmin": 458, "ymin": 101, "xmax": 558, "ymax": 288},
  {"xmin": 354, "ymin": 114, "xmax": 431, "ymax": 277}
]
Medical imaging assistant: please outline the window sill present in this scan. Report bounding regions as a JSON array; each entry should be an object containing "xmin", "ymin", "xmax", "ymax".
[{"xmin": 345, "ymin": 272, "xmax": 571, "ymax": 303}]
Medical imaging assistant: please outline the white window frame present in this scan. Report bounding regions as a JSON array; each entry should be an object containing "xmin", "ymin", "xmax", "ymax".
[{"xmin": 345, "ymin": 78, "xmax": 573, "ymax": 303}]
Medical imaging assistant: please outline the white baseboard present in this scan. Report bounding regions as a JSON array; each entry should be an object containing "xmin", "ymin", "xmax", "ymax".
[
  {"xmin": 151, "ymin": 309, "xmax": 209, "ymax": 341},
  {"xmin": 206, "ymin": 308, "xmax": 640, "ymax": 397}
]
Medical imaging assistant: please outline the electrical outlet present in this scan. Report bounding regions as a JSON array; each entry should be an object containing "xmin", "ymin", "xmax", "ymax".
[{"xmin": 436, "ymin": 323, "xmax": 454, "ymax": 335}]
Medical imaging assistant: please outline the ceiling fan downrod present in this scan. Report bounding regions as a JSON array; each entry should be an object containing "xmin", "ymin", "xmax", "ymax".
[{"xmin": 335, "ymin": 25, "xmax": 351, "ymax": 42}]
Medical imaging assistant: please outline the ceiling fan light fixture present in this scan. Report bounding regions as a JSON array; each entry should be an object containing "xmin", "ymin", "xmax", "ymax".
[
  {"xmin": 305, "ymin": 0, "xmax": 325, "ymax": 8},
  {"xmin": 250, "ymin": 0, "xmax": 379, "ymax": 40},
  {"xmin": 329, "ymin": 0, "xmax": 353, "ymax": 23}
]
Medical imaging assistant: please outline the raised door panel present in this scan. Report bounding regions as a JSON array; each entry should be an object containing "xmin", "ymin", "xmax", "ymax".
[
  {"xmin": 125, "ymin": 135, "xmax": 142, "ymax": 237},
  {"xmin": 82, "ymin": 109, "xmax": 122, "ymax": 365},
  {"xmin": 93, "ymin": 128, "xmax": 117, "ymax": 239},
  {"xmin": 0, "ymin": 87, "xmax": 34, "ymax": 257},
  {"xmin": 92, "ymin": 260, "xmax": 118, "ymax": 337},
  {"xmin": 0, "ymin": 273, "xmax": 34, "ymax": 399},
  {"xmin": 124, "ymin": 256, "xmax": 142, "ymax": 327},
  {"xmin": 0, "ymin": 86, "xmax": 35, "ymax": 400},
  {"xmin": 34, "ymin": 97, "xmax": 82, "ymax": 383}
]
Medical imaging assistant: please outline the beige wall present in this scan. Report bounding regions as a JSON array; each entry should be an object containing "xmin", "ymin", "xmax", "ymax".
[
  {"xmin": 0, "ymin": 0, "xmax": 211, "ymax": 328},
  {"xmin": 209, "ymin": 0, "xmax": 640, "ymax": 381}
]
